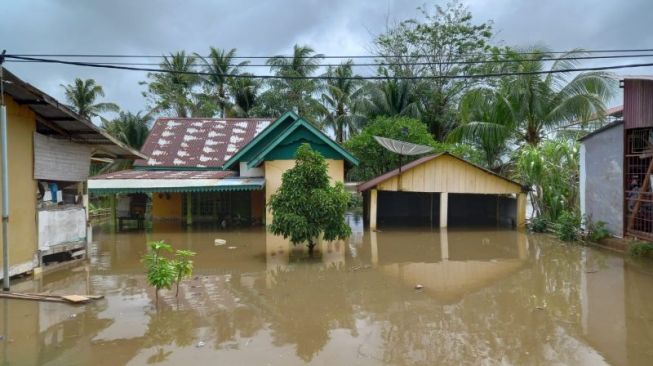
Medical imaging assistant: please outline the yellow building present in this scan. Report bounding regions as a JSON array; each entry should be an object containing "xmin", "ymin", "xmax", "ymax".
[
  {"xmin": 0, "ymin": 68, "xmax": 143, "ymax": 280},
  {"xmin": 89, "ymin": 112, "xmax": 358, "ymax": 226},
  {"xmin": 358, "ymin": 153, "xmax": 527, "ymax": 229}
]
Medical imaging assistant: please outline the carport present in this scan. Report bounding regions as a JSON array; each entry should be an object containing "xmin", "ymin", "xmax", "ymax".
[{"xmin": 358, "ymin": 153, "xmax": 527, "ymax": 229}]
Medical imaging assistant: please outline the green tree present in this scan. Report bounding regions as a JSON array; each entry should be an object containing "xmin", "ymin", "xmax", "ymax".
[
  {"xmin": 228, "ymin": 73, "xmax": 260, "ymax": 117},
  {"xmin": 101, "ymin": 111, "xmax": 152, "ymax": 150},
  {"xmin": 61, "ymin": 78, "xmax": 119, "ymax": 119},
  {"xmin": 261, "ymin": 44, "xmax": 324, "ymax": 119},
  {"xmin": 512, "ymin": 139, "xmax": 579, "ymax": 221},
  {"xmin": 319, "ymin": 61, "xmax": 365, "ymax": 143},
  {"xmin": 142, "ymin": 51, "xmax": 200, "ymax": 117},
  {"xmin": 374, "ymin": 1, "xmax": 494, "ymax": 140},
  {"xmin": 345, "ymin": 116, "xmax": 482, "ymax": 181},
  {"xmin": 195, "ymin": 47, "xmax": 249, "ymax": 117},
  {"xmin": 172, "ymin": 249, "xmax": 195, "ymax": 297},
  {"xmin": 268, "ymin": 144, "xmax": 351, "ymax": 256},
  {"xmin": 450, "ymin": 47, "xmax": 616, "ymax": 148},
  {"xmin": 359, "ymin": 72, "xmax": 421, "ymax": 120},
  {"xmin": 142, "ymin": 241, "xmax": 176, "ymax": 304}
]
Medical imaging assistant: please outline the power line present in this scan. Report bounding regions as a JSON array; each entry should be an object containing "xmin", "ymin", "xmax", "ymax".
[
  {"xmin": 8, "ymin": 48, "xmax": 653, "ymax": 59},
  {"xmin": 7, "ymin": 53, "xmax": 653, "ymax": 68},
  {"xmin": 5, "ymin": 54, "xmax": 653, "ymax": 81}
]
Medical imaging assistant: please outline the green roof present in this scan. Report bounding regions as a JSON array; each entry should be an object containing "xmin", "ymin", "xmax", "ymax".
[
  {"xmin": 246, "ymin": 118, "xmax": 359, "ymax": 168},
  {"xmin": 222, "ymin": 111, "xmax": 299, "ymax": 169}
]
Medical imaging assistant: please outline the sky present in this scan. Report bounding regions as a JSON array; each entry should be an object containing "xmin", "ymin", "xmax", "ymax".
[{"xmin": 2, "ymin": 0, "xmax": 652, "ymax": 121}]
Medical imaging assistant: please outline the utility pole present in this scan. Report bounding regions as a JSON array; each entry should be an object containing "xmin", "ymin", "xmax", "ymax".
[{"xmin": 0, "ymin": 50, "xmax": 10, "ymax": 291}]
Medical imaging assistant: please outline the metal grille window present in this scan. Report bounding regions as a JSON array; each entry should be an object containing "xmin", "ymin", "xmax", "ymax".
[{"xmin": 625, "ymin": 128, "xmax": 653, "ymax": 239}]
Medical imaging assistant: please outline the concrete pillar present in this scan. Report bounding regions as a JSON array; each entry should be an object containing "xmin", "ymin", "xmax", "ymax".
[
  {"xmin": 370, "ymin": 230, "xmax": 378, "ymax": 266},
  {"xmin": 110, "ymin": 194, "xmax": 117, "ymax": 231},
  {"xmin": 440, "ymin": 228, "xmax": 449, "ymax": 260},
  {"xmin": 370, "ymin": 189, "xmax": 378, "ymax": 230},
  {"xmin": 439, "ymin": 192, "xmax": 448, "ymax": 228},
  {"xmin": 186, "ymin": 192, "xmax": 193, "ymax": 226},
  {"xmin": 516, "ymin": 193, "xmax": 527, "ymax": 228}
]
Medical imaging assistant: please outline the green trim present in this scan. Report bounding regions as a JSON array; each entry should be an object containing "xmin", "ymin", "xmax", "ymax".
[
  {"xmin": 90, "ymin": 185, "xmax": 264, "ymax": 195},
  {"xmin": 132, "ymin": 165, "xmax": 226, "ymax": 171},
  {"xmin": 247, "ymin": 119, "xmax": 359, "ymax": 168},
  {"xmin": 222, "ymin": 111, "xmax": 299, "ymax": 169}
]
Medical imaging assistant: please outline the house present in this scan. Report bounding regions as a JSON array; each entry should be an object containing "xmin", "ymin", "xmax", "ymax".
[
  {"xmin": 580, "ymin": 76, "xmax": 653, "ymax": 240},
  {"xmin": 0, "ymin": 67, "xmax": 144, "ymax": 280},
  {"xmin": 357, "ymin": 152, "xmax": 527, "ymax": 230},
  {"xmin": 88, "ymin": 112, "xmax": 359, "ymax": 226}
]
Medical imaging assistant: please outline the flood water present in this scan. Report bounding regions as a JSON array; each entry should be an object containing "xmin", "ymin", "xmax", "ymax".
[{"xmin": 1, "ymin": 216, "xmax": 653, "ymax": 365}]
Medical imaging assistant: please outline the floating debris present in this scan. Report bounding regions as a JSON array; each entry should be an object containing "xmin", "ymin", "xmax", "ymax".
[
  {"xmin": 227, "ymin": 246, "xmax": 237, "ymax": 250},
  {"xmin": 196, "ymin": 341, "xmax": 206, "ymax": 348},
  {"xmin": 414, "ymin": 284, "xmax": 424, "ymax": 290},
  {"xmin": 214, "ymin": 239, "xmax": 227, "ymax": 246}
]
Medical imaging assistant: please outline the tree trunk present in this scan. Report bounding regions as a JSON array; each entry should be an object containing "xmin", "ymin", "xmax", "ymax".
[{"xmin": 307, "ymin": 241, "xmax": 316, "ymax": 257}]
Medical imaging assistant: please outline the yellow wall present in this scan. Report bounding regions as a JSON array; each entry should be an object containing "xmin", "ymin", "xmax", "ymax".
[
  {"xmin": 264, "ymin": 159, "xmax": 344, "ymax": 225},
  {"xmin": 0, "ymin": 96, "xmax": 38, "ymax": 276},
  {"xmin": 377, "ymin": 155, "xmax": 521, "ymax": 194},
  {"xmin": 151, "ymin": 192, "xmax": 182, "ymax": 219}
]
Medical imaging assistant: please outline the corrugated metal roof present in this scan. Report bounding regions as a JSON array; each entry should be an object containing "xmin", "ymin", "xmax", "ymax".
[
  {"xmin": 134, "ymin": 117, "xmax": 272, "ymax": 168},
  {"xmin": 578, "ymin": 120, "xmax": 623, "ymax": 142},
  {"xmin": 1, "ymin": 67, "xmax": 145, "ymax": 160},
  {"xmin": 91, "ymin": 169, "xmax": 233, "ymax": 180}
]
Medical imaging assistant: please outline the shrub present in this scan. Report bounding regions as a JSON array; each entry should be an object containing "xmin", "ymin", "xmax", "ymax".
[
  {"xmin": 529, "ymin": 216, "xmax": 549, "ymax": 233},
  {"xmin": 629, "ymin": 242, "xmax": 653, "ymax": 257},
  {"xmin": 583, "ymin": 218, "xmax": 611, "ymax": 243},
  {"xmin": 142, "ymin": 240, "xmax": 196, "ymax": 304},
  {"xmin": 554, "ymin": 211, "xmax": 581, "ymax": 242}
]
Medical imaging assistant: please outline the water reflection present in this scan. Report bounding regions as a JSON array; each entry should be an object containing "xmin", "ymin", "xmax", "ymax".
[{"xmin": 0, "ymin": 221, "xmax": 652, "ymax": 365}]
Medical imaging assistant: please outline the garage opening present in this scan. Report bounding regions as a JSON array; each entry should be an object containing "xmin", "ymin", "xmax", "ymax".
[
  {"xmin": 448, "ymin": 193, "xmax": 517, "ymax": 228},
  {"xmin": 377, "ymin": 191, "xmax": 440, "ymax": 227}
]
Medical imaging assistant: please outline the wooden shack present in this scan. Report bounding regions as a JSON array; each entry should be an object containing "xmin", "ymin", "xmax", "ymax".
[{"xmin": 358, "ymin": 153, "xmax": 527, "ymax": 229}]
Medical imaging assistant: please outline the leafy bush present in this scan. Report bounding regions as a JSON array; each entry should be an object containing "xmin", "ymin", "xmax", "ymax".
[
  {"xmin": 142, "ymin": 240, "xmax": 196, "ymax": 303},
  {"xmin": 529, "ymin": 216, "xmax": 549, "ymax": 233},
  {"xmin": 554, "ymin": 211, "xmax": 581, "ymax": 242},
  {"xmin": 629, "ymin": 242, "xmax": 653, "ymax": 257},
  {"xmin": 583, "ymin": 218, "xmax": 611, "ymax": 242}
]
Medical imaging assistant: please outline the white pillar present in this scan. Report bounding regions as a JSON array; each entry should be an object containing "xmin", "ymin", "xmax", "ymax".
[
  {"xmin": 440, "ymin": 192, "xmax": 448, "ymax": 228},
  {"xmin": 440, "ymin": 228, "xmax": 449, "ymax": 260},
  {"xmin": 370, "ymin": 230, "xmax": 378, "ymax": 266}
]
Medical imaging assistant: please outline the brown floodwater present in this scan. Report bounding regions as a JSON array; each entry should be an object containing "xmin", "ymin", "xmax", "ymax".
[{"xmin": 1, "ymin": 215, "xmax": 653, "ymax": 365}]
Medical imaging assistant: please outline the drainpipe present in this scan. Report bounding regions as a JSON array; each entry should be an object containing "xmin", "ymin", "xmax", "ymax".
[{"xmin": 0, "ymin": 54, "xmax": 10, "ymax": 291}]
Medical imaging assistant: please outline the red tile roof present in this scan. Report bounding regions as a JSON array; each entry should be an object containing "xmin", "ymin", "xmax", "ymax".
[
  {"xmin": 134, "ymin": 118, "xmax": 273, "ymax": 168},
  {"xmin": 92, "ymin": 170, "xmax": 233, "ymax": 180}
]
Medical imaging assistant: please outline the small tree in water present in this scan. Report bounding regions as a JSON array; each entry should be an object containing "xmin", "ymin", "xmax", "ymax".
[
  {"xmin": 268, "ymin": 143, "xmax": 351, "ymax": 256},
  {"xmin": 142, "ymin": 240, "xmax": 196, "ymax": 304}
]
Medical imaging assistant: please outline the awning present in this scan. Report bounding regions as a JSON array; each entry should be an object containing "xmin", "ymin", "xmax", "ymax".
[{"xmin": 88, "ymin": 170, "xmax": 265, "ymax": 194}]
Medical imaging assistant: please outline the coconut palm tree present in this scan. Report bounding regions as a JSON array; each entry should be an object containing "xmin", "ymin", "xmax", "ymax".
[
  {"xmin": 61, "ymin": 78, "xmax": 119, "ymax": 119},
  {"xmin": 101, "ymin": 111, "xmax": 152, "ymax": 150},
  {"xmin": 360, "ymin": 72, "xmax": 422, "ymax": 119},
  {"xmin": 195, "ymin": 47, "xmax": 249, "ymax": 117},
  {"xmin": 267, "ymin": 44, "xmax": 324, "ymax": 118},
  {"xmin": 228, "ymin": 74, "xmax": 260, "ymax": 117},
  {"xmin": 319, "ymin": 61, "xmax": 365, "ymax": 143},
  {"xmin": 143, "ymin": 51, "xmax": 199, "ymax": 117},
  {"xmin": 449, "ymin": 47, "xmax": 616, "ymax": 150}
]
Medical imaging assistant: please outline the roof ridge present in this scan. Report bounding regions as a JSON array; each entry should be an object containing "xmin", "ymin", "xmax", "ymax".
[{"xmin": 154, "ymin": 117, "xmax": 275, "ymax": 121}]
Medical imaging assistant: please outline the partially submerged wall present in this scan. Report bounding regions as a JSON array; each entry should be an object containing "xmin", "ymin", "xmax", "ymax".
[
  {"xmin": 580, "ymin": 124, "xmax": 624, "ymax": 236},
  {"xmin": 0, "ymin": 96, "xmax": 38, "ymax": 278},
  {"xmin": 264, "ymin": 159, "xmax": 344, "ymax": 225}
]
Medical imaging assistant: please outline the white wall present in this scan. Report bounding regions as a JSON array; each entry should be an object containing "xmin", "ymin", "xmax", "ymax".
[{"xmin": 38, "ymin": 207, "xmax": 86, "ymax": 250}]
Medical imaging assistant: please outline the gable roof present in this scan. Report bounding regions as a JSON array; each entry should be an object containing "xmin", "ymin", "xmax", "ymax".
[
  {"xmin": 357, "ymin": 152, "xmax": 524, "ymax": 192},
  {"xmin": 222, "ymin": 111, "xmax": 299, "ymax": 169},
  {"xmin": 246, "ymin": 118, "xmax": 359, "ymax": 168},
  {"xmin": 134, "ymin": 117, "xmax": 273, "ymax": 168}
]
